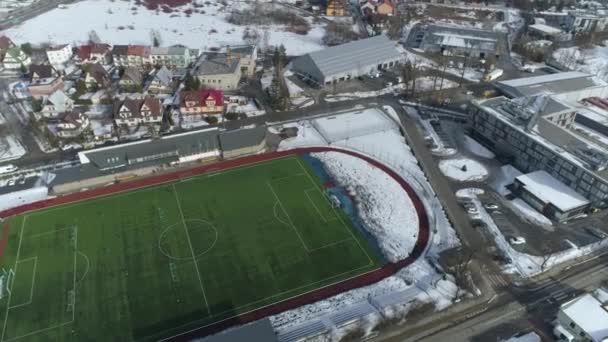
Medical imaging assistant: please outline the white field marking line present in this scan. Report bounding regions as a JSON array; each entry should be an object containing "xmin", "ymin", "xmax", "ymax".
[
  {"xmin": 171, "ymin": 185, "xmax": 211, "ymax": 316},
  {"xmin": 20, "ymin": 155, "xmax": 302, "ymax": 218},
  {"xmin": 179, "ymin": 157, "xmax": 296, "ymax": 183},
  {"xmin": 2, "ymin": 322, "xmax": 72, "ymax": 342},
  {"xmin": 266, "ymin": 181, "xmax": 310, "ymax": 252},
  {"xmin": 307, "ymin": 237, "xmax": 355, "ymax": 252},
  {"xmin": 295, "ymin": 158, "xmax": 374, "ymax": 266},
  {"xmin": 158, "ymin": 261, "xmax": 383, "ymax": 342},
  {"xmin": 304, "ymin": 188, "xmax": 338, "ymax": 223},
  {"xmin": 76, "ymin": 251, "xmax": 89, "ymax": 290},
  {"xmin": 157, "ymin": 220, "xmax": 219, "ymax": 261},
  {"xmin": 24, "ymin": 226, "xmax": 75, "ymax": 240},
  {"xmin": 1, "ymin": 215, "xmax": 27, "ymax": 342},
  {"xmin": 272, "ymin": 202, "xmax": 291, "ymax": 227},
  {"xmin": 71, "ymin": 226, "xmax": 77, "ymax": 323},
  {"xmin": 271, "ymin": 173, "xmax": 306, "ymax": 183},
  {"xmin": 7, "ymin": 257, "xmax": 37, "ymax": 309}
]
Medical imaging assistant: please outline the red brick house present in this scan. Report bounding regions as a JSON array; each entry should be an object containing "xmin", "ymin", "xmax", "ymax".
[
  {"xmin": 179, "ymin": 90, "xmax": 224, "ymax": 115},
  {"xmin": 28, "ymin": 64, "xmax": 64, "ymax": 99}
]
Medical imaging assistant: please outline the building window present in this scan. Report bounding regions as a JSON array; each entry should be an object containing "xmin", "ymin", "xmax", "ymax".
[{"xmin": 569, "ymin": 322, "xmax": 575, "ymax": 328}]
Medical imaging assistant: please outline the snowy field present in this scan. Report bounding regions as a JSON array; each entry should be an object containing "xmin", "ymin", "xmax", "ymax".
[
  {"xmin": 2, "ymin": 0, "xmax": 327, "ymax": 55},
  {"xmin": 313, "ymin": 151, "xmax": 419, "ymax": 262},
  {"xmin": 0, "ymin": 135, "xmax": 26, "ymax": 163},
  {"xmin": 439, "ymin": 158, "xmax": 488, "ymax": 182},
  {"xmin": 272, "ymin": 106, "xmax": 462, "ymax": 337}
]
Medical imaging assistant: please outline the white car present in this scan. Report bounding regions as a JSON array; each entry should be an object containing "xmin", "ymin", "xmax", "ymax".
[
  {"xmin": 509, "ymin": 237, "xmax": 526, "ymax": 245},
  {"xmin": 484, "ymin": 203, "xmax": 499, "ymax": 210},
  {"xmin": 467, "ymin": 207, "xmax": 479, "ymax": 215}
]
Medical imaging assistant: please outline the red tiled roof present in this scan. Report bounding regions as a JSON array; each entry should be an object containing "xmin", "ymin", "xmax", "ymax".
[
  {"xmin": 127, "ymin": 45, "xmax": 150, "ymax": 57},
  {"xmin": 91, "ymin": 43, "xmax": 111, "ymax": 54},
  {"xmin": 76, "ymin": 45, "xmax": 92, "ymax": 60},
  {"xmin": 0, "ymin": 36, "xmax": 14, "ymax": 51},
  {"xmin": 180, "ymin": 90, "xmax": 224, "ymax": 107}
]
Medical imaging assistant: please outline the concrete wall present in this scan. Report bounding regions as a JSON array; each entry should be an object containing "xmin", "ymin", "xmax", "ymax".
[{"xmin": 198, "ymin": 71, "xmax": 241, "ymax": 90}]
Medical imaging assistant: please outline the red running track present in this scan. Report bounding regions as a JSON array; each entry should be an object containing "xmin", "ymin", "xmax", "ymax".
[{"xmin": 0, "ymin": 147, "xmax": 430, "ymax": 341}]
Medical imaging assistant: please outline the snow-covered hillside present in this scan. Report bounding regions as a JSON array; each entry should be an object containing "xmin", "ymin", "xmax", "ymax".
[{"xmin": 3, "ymin": 0, "xmax": 326, "ymax": 55}]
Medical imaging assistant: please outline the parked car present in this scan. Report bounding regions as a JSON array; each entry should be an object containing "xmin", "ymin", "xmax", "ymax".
[
  {"xmin": 467, "ymin": 207, "xmax": 479, "ymax": 215},
  {"xmin": 484, "ymin": 203, "xmax": 499, "ymax": 210},
  {"xmin": 509, "ymin": 236, "xmax": 526, "ymax": 245}
]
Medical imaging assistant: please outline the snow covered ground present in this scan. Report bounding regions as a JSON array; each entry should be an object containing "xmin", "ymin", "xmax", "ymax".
[
  {"xmin": 2, "ymin": 0, "xmax": 327, "ymax": 55},
  {"xmin": 313, "ymin": 152, "xmax": 419, "ymax": 262},
  {"xmin": 325, "ymin": 84, "xmax": 404, "ymax": 102},
  {"xmin": 0, "ymin": 135, "xmax": 26, "ymax": 163},
  {"xmin": 502, "ymin": 332, "xmax": 541, "ymax": 342},
  {"xmin": 439, "ymin": 158, "xmax": 488, "ymax": 182},
  {"xmin": 463, "ymin": 135, "xmax": 494, "ymax": 159},
  {"xmin": 273, "ymin": 106, "xmax": 462, "ymax": 337},
  {"xmin": 553, "ymin": 45, "xmax": 608, "ymax": 81}
]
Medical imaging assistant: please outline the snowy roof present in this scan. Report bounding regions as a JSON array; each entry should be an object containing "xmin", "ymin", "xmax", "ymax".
[
  {"xmin": 292, "ymin": 35, "xmax": 401, "ymax": 80},
  {"xmin": 196, "ymin": 54, "xmax": 240, "ymax": 76},
  {"xmin": 496, "ymin": 72, "xmax": 601, "ymax": 97},
  {"xmin": 561, "ymin": 293, "xmax": 608, "ymax": 341},
  {"xmin": 529, "ymin": 23, "xmax": 563, "ymax": 35},
  {"xmin": 515, "ymin": 170, "xmax": 589, "ymax": 212}
]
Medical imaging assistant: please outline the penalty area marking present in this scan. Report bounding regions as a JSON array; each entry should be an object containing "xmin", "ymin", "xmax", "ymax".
[
  {"xmin": 0, "ymin": 223, "xmax": 78, "ymax": 342},
  {"xmin": 7, "ymin": 257, "xmax": 37, "ymax": 310}
]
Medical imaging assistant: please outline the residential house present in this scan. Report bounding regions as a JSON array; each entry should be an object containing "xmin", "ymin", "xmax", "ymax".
[
  {"xmin": 0, "ymin": 36, "xmax": 15, "ymax": 57},
  {"xmin": 28, "ymin": 64, "xmax": 63, "ymax": 98},
  {"xmin": 84, "ymin": 63, "xmax": 110, "ymax": 89},
  {"xmin": 55, "ymin": 109, "xmax": 90, "ymax": 138},
  {"xmin": 179, "ymin": 90, "xmax": 224, "ymax": 115},
  {"xmin": 3, "ymin": 46, "xmax": 31, "ymax": 70},
  {"xmin": 147, "ymin": 66, "xmax": 173, "ymax": 94},
  {"xmin": 40, "ymin": 90, "xmax": 74, "ymax": 118},
  {"xmin": 326, "ymin": 0, "xmax": 346, "ymax": 16},
  {"xmin": 376, "ymin": 0, "xmax": 394, "ymax": 16},
  {"xmin": 149, "ymin": 45, "xmax": 198, "ymax": 69},
  {"xmin": 46, "ymin": 44, "xmax": 73, "ymax": 65},
  {"xmin": 75, "ymin": 44, "xmax": 112, "ymax": 64},
  {"xmin": 119, "ymin": 66, "xmax": 144, "ymax": 90},
  {"xmin": 195, "ymin": 54, "xmax": 241, "ymax": 90},
  {"xmin": 112, "ymin": 45, "xmax": 150, "ymax": 68},
  {"xmin": 360, "ymin": 0, "xmax": 376, "ymax": 15},
  {"xmin": 227, "ymin": 45, "xmax": 257, "ymax": 77},
  {"xmin": 113, "ymin": 97, "xmax": 163, "ymax": 126}
]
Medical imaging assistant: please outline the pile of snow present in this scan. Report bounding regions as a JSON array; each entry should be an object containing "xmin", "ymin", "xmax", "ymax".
[
  {"xmin": 0, "ymin": 135, "xmax": 26, "ymax": 163},
  {"xmin": 312, "ymin": 151, "xmax": 419, "ymax": 262},
  {"xmin": 507, "ymin": 198, "xmax": 553, "ymax": 227},
  {"xmin": 463, "ymin": 135, "xmax": 495, "ymax": 159},
  {"xmin": 553, "ymin": 45, "xmax": 608, "ymax": 81},
  {"xmin": 490, "ymin": 164, "xmax": 522, "ymax": 196},
  {"xmin": 409, "ymin": 76, "xmax": 458, "ymax": 92},
  {"xmin": 439, "ymin": 158, "xmax": 488, "ymax": 182},
  {"xmin": 3, "ymin": 0, "xmax": 327, "ymax": 55}
]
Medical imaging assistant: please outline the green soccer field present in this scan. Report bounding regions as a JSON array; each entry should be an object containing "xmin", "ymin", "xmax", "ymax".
[{"xmin": 0, "ymin": 155, "xmax": 383, "ymax": 342}]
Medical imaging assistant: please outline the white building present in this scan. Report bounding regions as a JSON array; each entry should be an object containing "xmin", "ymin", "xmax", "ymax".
[
  {"xmin": 554, "ymin": 292, "xmax": 608, "ymax": 342},
  {"xmin": 46, "ymin": 44, "xmax": 73, "ymax": 65}
]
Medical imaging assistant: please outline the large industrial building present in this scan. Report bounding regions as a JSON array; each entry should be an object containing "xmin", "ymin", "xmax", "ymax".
[
  {"xmin": 291, "ymin": 35, "xmax": 402, "ymax": 87},
  {"xmin": 470, "ymin": 72, "xmax": 608, "ymax": 214},
  {"xmin": 419, "ymin": 25, "xmax": 501, "ymax": 59}
]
